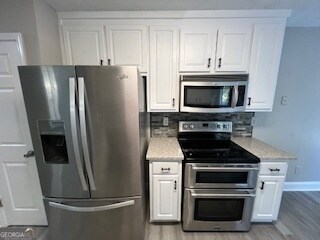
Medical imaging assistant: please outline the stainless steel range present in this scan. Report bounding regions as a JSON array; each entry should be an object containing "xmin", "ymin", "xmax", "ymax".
[{"xmin": 178, "ymin": 121, "xmax": 260, "ymax": 232}]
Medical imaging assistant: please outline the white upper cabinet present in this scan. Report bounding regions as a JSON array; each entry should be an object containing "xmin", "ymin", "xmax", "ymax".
[
  {"xmin": 105, "ymin": 25, "xmax": 148, "ymax": 72},
  {"xmin": 179, "ymin": 29, "xmax": 216, "ymax": 72},
  {"xmin": 149, "ymin": 26, "xmax": 179, "ymax": 112},
  {"xmin": 215, "ymin": 27, "xmax": 252, "ymax": 72},
  {"xmin": 246, "ymin": 23, "xmax": 286, "ymax": 111},
  {"xmin": 62, "ymin": 25, "xmax": 107, "ymax": 65}
]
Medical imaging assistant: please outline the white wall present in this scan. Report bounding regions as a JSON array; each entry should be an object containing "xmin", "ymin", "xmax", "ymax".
[
  {"xmin": 0, "ymin": 0, "xmax": 41, "ymax": 64},
  {"xmin": 253, "ymin": 27, "xmax": 320, "ymax": 182},
  {"xmin": 33, "ymin": 0, "xmax": 62, "ymax": 64},
  {"xmin": 0, "ymin": 0, "xmax": 62, "ymax": 64}
]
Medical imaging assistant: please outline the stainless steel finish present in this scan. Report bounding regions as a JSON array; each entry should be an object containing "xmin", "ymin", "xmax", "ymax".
[
  {"xmin": 231, "ymin": 85, "xmax": 239, "ymax": 108},
  {"xmin": 75, "ymin": 66, "xmax": 142, "ymax": 198},
  {"xmin": 181, "ymin": 74, "xmax": 249, "ymax": 82},
  {"xmin": 49, "ymin": 200, "xmax": 134, "ymax": 212},
  {"xmin": 183, "ymin": 188, "xmax": 255, "ymax": 231},
  {"xmin": 23, "ymin": 150, "xmax": 35, "ymax": 158},
  {"xmin": 19, "ymin": 66, "xmax": 90, "ymax": 198},
  {"xmin": 70, "ymin": 77, "xmax": 89, "ymax": 192},
  {"xmin": 78, "ymin": 77, "xmax": 96, "ymax": 190},
  {"xmin": 180, "ymin": 78, "xmax": 248, "ymax": 113},
  {"xmin": 44, "ymin": 196, "xmax": 144, "ymax": 240},
  {"xmin": 179, "ymin": 121, "xmax": 232, "ymax": 133},
  {"xmin": 190, "ymin": 190, "xmax": 256, "ymax": 198},
  {"xmin": 185, "ymin": 163, "xmax": 259, "ymax": 189}
]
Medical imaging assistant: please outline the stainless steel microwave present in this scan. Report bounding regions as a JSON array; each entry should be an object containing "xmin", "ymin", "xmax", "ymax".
[{"xmin": 180, "ymin": 75, "xmax": 248, "ymax": 113}]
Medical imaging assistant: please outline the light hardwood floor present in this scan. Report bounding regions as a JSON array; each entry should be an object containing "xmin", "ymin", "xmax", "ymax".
[
  {"xmin": 5, "ymin": 192, "xmax": 320, "ymax": 240},
  {"xmin": 145, "ymin": 192, "xmax": 320, "ymax": 240}
]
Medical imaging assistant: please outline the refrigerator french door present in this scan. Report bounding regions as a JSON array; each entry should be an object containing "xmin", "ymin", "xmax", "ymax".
[{"xmin": 19, "ymin": 66, "xmax": 146, "ymax": 240}]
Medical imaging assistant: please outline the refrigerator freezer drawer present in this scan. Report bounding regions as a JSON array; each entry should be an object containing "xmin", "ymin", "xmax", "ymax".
[{"xmin": 44, "ymin": 196, "xmax": 144, "ymax": 240}]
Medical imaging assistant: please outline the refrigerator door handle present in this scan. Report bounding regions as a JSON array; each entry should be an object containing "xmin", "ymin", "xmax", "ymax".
[
  {"xmin": 69, "ymin": 77, "xmax": 88, "ymax": 191},
  {"xmin": 48, "ymin": 200, "xmax": 135, "ymax": 212},
  {"xmin": 78, "ymin": 77, "xmax": 96, "ymax": 190}
]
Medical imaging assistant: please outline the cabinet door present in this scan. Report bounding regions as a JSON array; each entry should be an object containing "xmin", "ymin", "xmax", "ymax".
[
  {"xmin": 246, "ymin": 23, "xmax": 285, "ymax": 111},
  {"xmin": 215, "ymin": 27, "xmax": 252, "ymax": 72},
  {"xmin": 149, "ymin": 26, "xmax": 179, "ymax": 112},
  {"xmin": 153, "ymin": 175, "xmax": 179, "ymax": 221},
  {"xmin": 62, "ymin": 25, "xmax": 107, "ymax": 65},
  {"xmin": 252, "ymin": 175, "xmax": 285, "ymax": 222},
  {"xmin": 106, "ymin": 25, "xmax": 148, "ymax": 72},
  {"xmin": 179, "ymin": 29, "xmax": 216, "ymax": 72}
]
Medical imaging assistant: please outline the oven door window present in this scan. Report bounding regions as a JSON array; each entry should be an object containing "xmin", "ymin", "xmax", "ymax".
[
  {"xmin": 196, "ymin": 172, "xmax": 248, "ymax": 184},
  {"xmin": 194, "ymin": 198, "xmax": 244, "ymax": 221},
  {"xmin": 184, "ymin": 86, "xmax": 233, "ymax": 108}
]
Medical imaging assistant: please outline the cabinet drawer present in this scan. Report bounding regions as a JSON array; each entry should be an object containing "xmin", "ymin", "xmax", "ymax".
[
  {"xmin": 152, "ymin": 162, "xmax": 179, "ymax": 174},
  {"xmin": 259, "ymin": 162, "xmax": 287, "ymax": 175}
]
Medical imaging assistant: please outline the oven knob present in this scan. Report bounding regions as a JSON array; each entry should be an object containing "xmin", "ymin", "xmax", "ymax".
[
  {"xmin": 223, "ymin": 124, "xmax": 229, "ymax": 129},
  {"xmin": 183, "ymin": 124, "xmax": 188, "ymax": 129},
  {"xmin": 216, "ymin": 124, "xmax": 221, "ymax": 129},
  {"xmin": 190, "ymin": 124, "xmax": 194, "ymax": 129}
]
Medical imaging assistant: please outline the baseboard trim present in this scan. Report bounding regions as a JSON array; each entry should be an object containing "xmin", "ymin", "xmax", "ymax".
[{"xmin": 283, "ymin": 181, "xmax": 320, "ymax": 191}]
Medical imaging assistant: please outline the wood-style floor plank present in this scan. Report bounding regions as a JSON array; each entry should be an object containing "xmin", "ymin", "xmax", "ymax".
[{"xmin": 146, "ymin": 192, "xmax": 320, "ymax": 240}]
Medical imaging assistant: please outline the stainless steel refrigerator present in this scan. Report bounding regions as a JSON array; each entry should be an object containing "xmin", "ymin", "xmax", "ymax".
[{"xmin": 18, "ymin": 66, "xmax": 149, "ymax": 240}]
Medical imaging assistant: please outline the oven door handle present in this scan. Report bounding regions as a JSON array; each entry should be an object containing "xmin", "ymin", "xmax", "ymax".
[
  {"xmin": 190, "ymin": 191, "xmax": 256, "ymax": 198},
  {"xmin": 192, "ymin": 166, "xmax": 260, "ymax": 172}
]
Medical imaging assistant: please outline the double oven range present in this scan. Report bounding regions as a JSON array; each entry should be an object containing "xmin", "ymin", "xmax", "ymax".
[{"xmin": 178, "ymin": 121, "xmax": 260, "ymax": 231}]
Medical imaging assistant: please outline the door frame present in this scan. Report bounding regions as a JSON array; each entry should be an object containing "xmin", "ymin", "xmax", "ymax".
[{"xmin": 0, "ymin": 32, "xmax": 27, "ymax": 227}]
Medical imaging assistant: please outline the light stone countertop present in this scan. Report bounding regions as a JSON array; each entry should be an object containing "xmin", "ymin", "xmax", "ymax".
[
  {"xmin": 231, "ymin": 137, "xmax": 296, "ymax": 161},
  {"xmin": 146, "ymin": 137, "xmax": 184, "ymax": 161}
]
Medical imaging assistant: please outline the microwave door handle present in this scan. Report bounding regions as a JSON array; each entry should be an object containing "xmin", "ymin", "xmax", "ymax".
[
  {"xmin": 231, "ymin": 85, "xmax": 239, "ymax": 108},
  {"xmin": 78, "ymin": 77, "xmax": 96, "ymax": 190},
  {"xmin": 69, "ymin": 77, "xmax": 88, "ymax": 191}
]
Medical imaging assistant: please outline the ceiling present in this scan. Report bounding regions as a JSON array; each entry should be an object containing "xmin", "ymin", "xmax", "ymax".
[{"xmin": 44, "ymin": 0, "xmax": 320, "ymax": 27}]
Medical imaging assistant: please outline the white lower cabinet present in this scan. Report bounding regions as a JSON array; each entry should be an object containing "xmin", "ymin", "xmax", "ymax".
[
  {"xmin": 149, "ymin": 161, "xmax": 182, "ymax": 222},
  {"xmin": 252, "ymin": 161, "xmax": 287, "ymax": 222}
]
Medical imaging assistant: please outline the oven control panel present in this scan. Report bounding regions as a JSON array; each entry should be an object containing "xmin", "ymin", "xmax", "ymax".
[{"xmin": 179, "ymin": 121, "xmax": 232, "ymax": 133}]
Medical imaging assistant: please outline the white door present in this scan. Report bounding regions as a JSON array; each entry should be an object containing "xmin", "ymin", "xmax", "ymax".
[
  {"xmin": 246, "ymin": 23, "xmax": 285, "ymax": 111},
  {"xmin": 252, "ymin": 175, "xmax": 285, "ymax": 222},
  {"xmin": 0, "ymin": 34, "xmax": 47, "ymax": 226},
  {"xmin": 179, "ymin": 29, "xmax": 216, "ymax": 72},
  {"xmin": 153, "ymin": 175, "xmax": 178, "ymax": 221},
  {"xmin": 106, "ymin": 25, "xmax": 148, "ymax": 72},
  {"xmin": 149, "ymin": 26, "xmax": 179, "ymax": 112},
  {"xmin": 62, "ymin": 25, "xmax": 107, "ymax": 65},
  {"xmin": 215, "ymin": 27, "xmax": 252, "ymax": 72}
]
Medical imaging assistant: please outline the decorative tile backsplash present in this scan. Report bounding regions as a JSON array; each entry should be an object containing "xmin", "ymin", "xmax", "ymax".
[{"xmin": 151, "ymin": 112, "xmax": 254, "ymax": 137}]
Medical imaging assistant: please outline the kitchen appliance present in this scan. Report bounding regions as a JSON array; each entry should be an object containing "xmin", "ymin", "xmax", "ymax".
[
  {"xmin": 178, "ymin": 121, "xmax": 260, "ymax": 231},
  {"xmin": 18, "ymin": 66, "xmax": 149, "ymax": 240},
  {"xmin": 180, "ymin": 75, "xmax": 248, "ymax": 113}
]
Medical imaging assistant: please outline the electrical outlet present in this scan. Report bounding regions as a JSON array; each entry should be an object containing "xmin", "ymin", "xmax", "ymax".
[
  {"xmin": 281, "ymin": 96, "xmax": 288, "ymax": 105},
  {"xmin": 163, "ymin": 117, "xmax": 169, "ymax": 127},
  {"xmin": 251, "ymin": 117, "xmax": 257, "ymax": 126}
]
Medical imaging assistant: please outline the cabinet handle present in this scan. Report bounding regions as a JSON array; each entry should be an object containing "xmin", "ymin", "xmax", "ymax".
[
  {"xmin": 248, "ymin": 97, "xmax": 251, "ymax": 106},
  {"xmin": 269, "ymin": 168, "xmax": 280, "ymax": 172},
  {"xmin": 108, "ymin": 59, "xmax": 111, "ymax": 65},
  {"xmin": 174, "ymin": 180, "xmax": 177, "ymax": 190},
  {"xmin": 161, "ymin": 168, "xmax": 171, "ymax": 172},
  {"xmin": 260, "ymin": 181, "xmax": 265, "ymax": 190},
  {"xmin": 100, "ymin": 59, "xmax": 103, "ymax": 66},
  {"xmin": 218, "ymin": 58, "xmax": 222, "ymax": 68},
  {"xmin": 172, "ymin": 98, "xmax": 175, "ymax": 107},
  {"xmin": 207, "ymin": 58, "xmax": 211, "ymax": 68}
]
